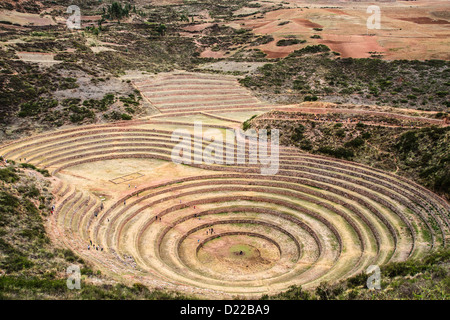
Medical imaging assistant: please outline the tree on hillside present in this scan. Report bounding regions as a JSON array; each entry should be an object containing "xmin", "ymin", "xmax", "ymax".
[
  {"xmin": 103, "ymin": 2, "xmax": 131, "ymax": 22},
  {"xmin": 156, "ymin": 23, "xmax": 167, "ymax": 36},
  {"xmin": 179, "ymin": 14, "xmax": 190, "ymax": 23}
]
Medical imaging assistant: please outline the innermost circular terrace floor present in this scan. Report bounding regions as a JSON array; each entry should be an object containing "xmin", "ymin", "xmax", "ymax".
[{"xmin": 197, "ymin": 235, "xmax": 280, "ymax": 276}]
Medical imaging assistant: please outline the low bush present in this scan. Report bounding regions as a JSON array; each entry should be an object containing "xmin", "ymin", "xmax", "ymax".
[{"xmin": 0, "ymin": 168, "xmax": 18, "ymax": 183}]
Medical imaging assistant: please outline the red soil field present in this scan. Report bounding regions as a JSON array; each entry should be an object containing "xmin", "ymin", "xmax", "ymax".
[{"xmin": 319, "ymin": 34, "xmax": 386, "ymax": 58}]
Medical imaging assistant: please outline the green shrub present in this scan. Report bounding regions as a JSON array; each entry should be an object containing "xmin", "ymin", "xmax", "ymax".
[
  {"xmin": 361, "ymin": 132, "xmax": 371, "ymax": 139},
  {"xmin": 82, "ymin": 94, "xmax": 115, "ymax": 111},
  {"xmin": 0, "ymin": 168, "xmax": 18, "ymax": 183},
  {"xmin": 276, "ymin": 39, "xmax": 305, "ymax": 46},
  {"xmin": 125, "ymin": 107, "xmax": 135, "ymax": 114},
  {"xmin": 318, "ymin": 146, "xmax": 354, "ymax": 159},
  {"xmin": 60, "ymin": 249, "xmax": 82, "ymax": 263},
  {"xmin": 18, "ymin": 99, "xmax": 58, "ymax": 118},
  {"xmin": 0, "ymin": 276, "xmax": 67, "ymax": 293},
  {"xmin": 346, "ymin": 273, "xmax": 367, "ymax": 289},
  {"xmin": 121, "ymin": 113, "xmax": 132, "ymax": 120},
  {"xmin": 289, "ymin": 44, "xmax": 330, "ymax": 57},
  {"xmin": 396, "ymin": 131, "xmax": 418, "ymax": 154},
  {"xmin": 243, "ymin": 115, "xmax": 257, "ymax": 130},
  {"xmin": 434, "ymin": 173, "xmax": 450, "ymax": 195},
  {"xmin": 261, "ymin": 285, "xmax": 311, "ymax": 300},
  {"xmin": 356, "ymin": 122, "xmax": 366, "ymax": 129},
  {"xmin": 25, "ymin": 185, "xmax": 40, "ymax": 199},
  {"xmin": 335, "ymin": 128, "xmax": 346, "ymax": 138},
  {"xmin": 291, "ymin": 125, "xmax": 305, "ymax": 142},
  {"xmin": 20, "ymin": 163, "xmax": 36, "ymax": 170},
  {"xmin": 293, "ymin": 78, "xmax": 309, "ymax": 91},
  {"xmin": 345, "ymin": 137, "xmax": 365, "ymax": 148},
  {"xmin": 304, "ymin": 95, "xmax": 318, "ymax": 101},
  {"xmin": 300, "ymin": 139, "xmax": 313, "ymax": 151},
  {"xmin": 104, "ymin": 2, "xmax": 131, "ymax": 21},
  {"xmin": 0, "ymin": 192, "xmax": 20, "ymax": 208},
  {"xmin": 2, "ymin": 254, "xmax": 34, "ymax": 272}
]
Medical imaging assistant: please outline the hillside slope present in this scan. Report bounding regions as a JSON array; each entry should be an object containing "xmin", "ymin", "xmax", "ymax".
[{"xmin": 249, "ymin": 107, "xmax": 450, "ymax": 200}]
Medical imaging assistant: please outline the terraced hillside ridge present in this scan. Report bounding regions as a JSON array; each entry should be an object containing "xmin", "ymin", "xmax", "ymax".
[
  {"xmin": 253, "ymin": 103, "xmax": 450, "ymax": 130},
  {"xmin": 247, "ymin": 102, "xmax": 450, "ymax": 201},
  {"xmin": 133, "ymin": 71, "xmax": 273, "ymax": 116},
  {"xmin": 1, "ymin": 111, "xmax": 449, "ymax": 298}
]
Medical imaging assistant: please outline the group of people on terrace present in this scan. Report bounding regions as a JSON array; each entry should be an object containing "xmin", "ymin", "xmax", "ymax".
[{"xmin": 88, "ymin": 239, "xmax": 103, "ymax": 252}]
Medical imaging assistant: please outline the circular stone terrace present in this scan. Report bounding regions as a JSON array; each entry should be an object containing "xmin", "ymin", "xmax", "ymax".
[{"xmin": 1, "ymin": 72, "xmax": 448, "ymax": 298}]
